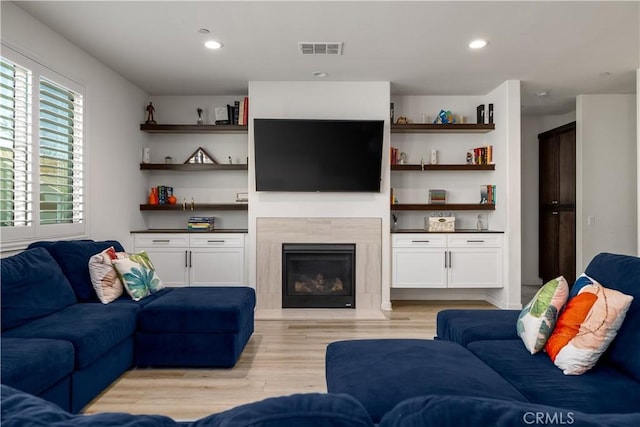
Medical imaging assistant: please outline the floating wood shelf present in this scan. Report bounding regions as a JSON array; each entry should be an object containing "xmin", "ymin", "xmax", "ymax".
[
  {"xmin": 140, "ymin": 203, "xmax": 248, "ymax": 211},
  {"xmin": 391, "ymin": 203, "xmax": 496, "ymax": 211},
  {"xmin": 140, "ymin": 163, "xmax": 248, "ymax": 171},
  {"xmin": 391, "ymin": 164, "xmax": 495, "ymax": 171},
  {"xmin": 140, "ymin": 124, "xmax": 248, "ymax": 134},
  {"xmin": 391, "ymin": 123, "xmax": 495, "ymax": 133}
]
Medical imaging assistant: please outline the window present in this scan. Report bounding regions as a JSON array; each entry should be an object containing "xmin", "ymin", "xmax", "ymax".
[{"xmin": 1, "ymin": 49, "xmax": 85, "ymax": 247}]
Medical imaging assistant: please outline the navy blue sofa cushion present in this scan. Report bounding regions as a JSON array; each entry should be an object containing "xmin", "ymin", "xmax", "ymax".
[
  {"xmin": 379, "ymin": 395, "xmax": 640, "ymax": 427},
  {"xmin": 193, "ymin": 393, "xmax": 374, "ymax": 427},
  {"xmin": 28, "ymin": 240, "xmax": 126, "ymax": 302},
  {"xmin": 3, "ymin": 303, "xmax": 138, "ymax": 369},
  {"xmin": 435, "ymin": 308, "xmax": 519, "ymax": 346},
  {"xmin": 326, "ymin": 339, "xmax": 527, "ymax": 423},
  {"xmin": 138, "ymin": 287, "xmax": 256, "ymax": 334},
  {"xmin": 1, "ymin": 385, "xmax": 177, "ymax": 427},
  {"xmin": 583, "ymin": 252, "xmax": 640, "ymax": 382},
  {"xmin": 0, "ymin": 337, "xmax": 74, "ymax": 396},
  {"xmin": 1, "ymin": 247, "xmax": 77, "ymax": 331},
  {"xmin": 467, "ymin": 339, "xmax": 640, "ymax": 414}
]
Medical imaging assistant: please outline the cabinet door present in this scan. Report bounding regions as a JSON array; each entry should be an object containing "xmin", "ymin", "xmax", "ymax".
[
  {"xmin": 392, "ymin": 247, "xmax": 447, "ymax": 288},
  {"xmin": 134, "ymin": 234, "xmax": 189, "ymax": 287},
  {"xmin": 189, "ymin": 247, "xmax": 245, "ymax": 286},
  {"xmin": 447, "ymin": 247, "xmax": 502, "ymax": 288},
  {"xmin": 137, "ymin": 248, "xmax": 189, "ymax": 287}
]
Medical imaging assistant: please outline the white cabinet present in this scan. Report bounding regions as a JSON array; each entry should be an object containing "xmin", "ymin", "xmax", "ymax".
[
  {"xmin": 392, "ymin": 233, "xmax": 502, "ymax": 289},
  {"xmin": 134, "ymin": 233, "xmax": 247, "ymax": 286},
  {"xmin": 189, "ymin": 234, "xmax": 246, "ymax": 286}
]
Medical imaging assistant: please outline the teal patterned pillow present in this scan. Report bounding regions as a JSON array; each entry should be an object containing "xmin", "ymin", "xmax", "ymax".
[
  {"xmin": 516, "ymin": 276, "xmax": 569, "ymax": 354},
  {"xmin": 113, "ymin": 251, "xmax": 164, "ymax": 301}
]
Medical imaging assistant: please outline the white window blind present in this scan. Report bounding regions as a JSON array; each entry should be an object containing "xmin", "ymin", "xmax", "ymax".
[
  {"xmin": 0, "ymin": 58, "xmax": 32, "ymax": 229},
  {"xmin": 1, "ymin": 48, "xmax": 86, "ymax": 247},
  {"xmin": 39, "ymin": 77, "xmax": 83, "ymax": 225}
]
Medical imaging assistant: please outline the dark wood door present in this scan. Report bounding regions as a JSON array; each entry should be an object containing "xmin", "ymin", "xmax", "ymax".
[{"xmin": 539, "ymin": 122, "xmax": 576, "ymax": 286}]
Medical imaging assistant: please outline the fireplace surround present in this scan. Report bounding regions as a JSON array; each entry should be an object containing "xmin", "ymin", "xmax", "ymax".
[
  {"xmin": 282, "ymin": 243, "xmax": 356, "ymax": 308},
  {"xmin": 256, "ymin": 217, "xmax": 382, "ymax": 313}
]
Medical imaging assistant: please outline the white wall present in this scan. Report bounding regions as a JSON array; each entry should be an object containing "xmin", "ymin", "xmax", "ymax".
[
  {"xmin": 521, "ymin": 111, "xmax": 576, "ymax": 286},
  {"xmin": 576, "ymin": 94, "xmax": 637, "ymax": 270},
  {"xmin": 1, "ymin": 2, "xmax": 148, "ymax": 251},
  {"xmin": 638, "ymin": 69, "xmax": 640, "ymax": 254},
  {"xmin": 247, "ymin": 81, "xmax": 392, "ymax": 308}
]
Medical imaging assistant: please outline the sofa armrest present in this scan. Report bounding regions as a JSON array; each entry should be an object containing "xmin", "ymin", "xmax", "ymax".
[
  {"xmin": 379, "ymin": 395, "xmax": 640, "ymax": 427},
  {"xmin": 436, "ymin": 309, "xmax": 519, "ymax": 347}
]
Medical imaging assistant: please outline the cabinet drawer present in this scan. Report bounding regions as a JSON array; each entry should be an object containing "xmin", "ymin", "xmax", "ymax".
[
  {"xmin": 392, "ymin": 234, "xmax": 447, "ymax": 248},
  {"xmin": 134, "ymin": 234, "xmax": 189, "ymax": 248},
  {"xmin": 447, "ymin": 234, "xmax": 502, "ymax": 248},
  {"xmin": 190, "ymin": 234, "xmax": 244, "ymax": 248}
]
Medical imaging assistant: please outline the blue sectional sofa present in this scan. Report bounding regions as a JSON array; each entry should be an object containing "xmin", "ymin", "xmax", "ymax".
[
  {"xmin": 0, "ymin": 240, "xmax": 255, "ymax": 413},
  {"xmin": 3, "ymin": 384, "xmax": 640, "ymax": 427},
  {"xmin": 326, "ymin": 252, "xmax": 640, "ymax": 423}
]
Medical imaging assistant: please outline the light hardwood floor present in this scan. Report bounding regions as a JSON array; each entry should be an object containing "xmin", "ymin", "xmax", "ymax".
[{"xmin": 83, "ymin": 300, "xmax": 494, "ymax": 420}]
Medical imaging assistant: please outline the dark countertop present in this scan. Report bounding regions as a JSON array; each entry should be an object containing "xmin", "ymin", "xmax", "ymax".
[
  {"xmin": 131, "ymin": 229, "xmax": 248, "ymax": 234},
  {"xmin": 392, "ymin": 229, "xmax": 504, "ymax": 234}
]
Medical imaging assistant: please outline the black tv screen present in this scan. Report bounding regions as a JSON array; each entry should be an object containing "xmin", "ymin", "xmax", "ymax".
[{"xmin": 254, "ymin": 119, "xmax": 384, "ymax": 192}]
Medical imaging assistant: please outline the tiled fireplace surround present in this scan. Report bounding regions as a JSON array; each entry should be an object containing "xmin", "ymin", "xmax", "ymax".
[{"xmin": 256, "ymin": 218, "xmax": 382, "ymax": 313}]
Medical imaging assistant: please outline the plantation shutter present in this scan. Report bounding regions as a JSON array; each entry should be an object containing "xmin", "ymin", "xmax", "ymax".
[
  {"xmin": 38, "ymin": 77, "xmax": 83, "ymax": 225},
  {"xmin": 0, "ymin": 58, "xmax": 32, "ymax": 228}
]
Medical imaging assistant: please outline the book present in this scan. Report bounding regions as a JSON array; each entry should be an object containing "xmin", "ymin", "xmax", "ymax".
[
  {"xmin": 214, "ymin": 106, "xmax": 229, "ymax": 125},
  {"xmin": 242, "ymin": 96, "xmax": 248, "ymax": 125},
  {"xmin": 429, "ymin": 189, "xmax": 446, "ymax": 204},
  {"xmin": 476, "ymin": 104, "xmax": 485, "ymax": 124},
  {"xmin": 233, "ymin": 100, "xmax": 240, "ymax": 125},
  {"xmin": 488, "ymin": 103, "xmax": 494, "ymax": 124}
]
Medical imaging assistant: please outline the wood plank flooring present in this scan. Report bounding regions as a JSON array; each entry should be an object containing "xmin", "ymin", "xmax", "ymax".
[{"xmin": 83, "ymin": 300, "xmax": 494, "ymax": 420}]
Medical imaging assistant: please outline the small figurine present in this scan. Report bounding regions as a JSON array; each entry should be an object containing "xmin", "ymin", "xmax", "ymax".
[
  {"xmin": 228, "ymin": 156, "xmax": 233, "ymax": 164},
  {"xmin": 399, "ymin": 152, "xmax": 407, "ymax": 165},
  {"xmin": 396, "ymin": 116, "xmax": 408, "ymax": 124},
  {"xmin": 145, "ymin": 102, "xmax": 156, "ymax": 124},
  {"xmin": 197, "ymin": 108, "xmax": 203, "ymax": 125}
]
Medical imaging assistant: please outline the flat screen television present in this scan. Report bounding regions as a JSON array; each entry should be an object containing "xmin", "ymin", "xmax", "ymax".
[{"xmin": 254, "ymin": 118, "xmax": 384, "ymax": 192}]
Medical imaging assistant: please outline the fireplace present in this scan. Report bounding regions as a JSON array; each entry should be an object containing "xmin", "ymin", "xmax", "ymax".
[{"xmin": 282, "ymin": 243, "xmax": 356, "ymax": 308}]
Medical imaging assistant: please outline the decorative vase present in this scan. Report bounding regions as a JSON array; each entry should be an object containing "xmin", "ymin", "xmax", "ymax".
[{"xmin": 148, "ymin": 188, "xmax": 158, "ymax": 205}]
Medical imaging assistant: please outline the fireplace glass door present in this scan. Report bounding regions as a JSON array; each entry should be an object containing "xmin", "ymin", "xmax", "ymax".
[{"xmin": 282, "ymin": 243, "xmax": 355, "ymax": 308}]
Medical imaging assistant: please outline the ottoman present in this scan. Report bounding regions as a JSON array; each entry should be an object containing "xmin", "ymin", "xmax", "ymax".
[
  {"xmin": 135, "ymin": 287, "xmax": 255, "ymax": 367},
  {"xmin": 325, "ymin": 339, "xmax": 528, "ymax": 423}
]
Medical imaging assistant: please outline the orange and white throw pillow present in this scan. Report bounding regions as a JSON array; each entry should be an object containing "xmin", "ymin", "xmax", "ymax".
[{"xmin": 545, "ymin": 283, "xmax": 633, "ymax": 375}]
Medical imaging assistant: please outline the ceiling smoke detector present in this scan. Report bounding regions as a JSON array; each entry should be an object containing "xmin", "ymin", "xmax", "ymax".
[{"xmin": 299, "ymin": 42, "xmax": 343, "ymax": 55}]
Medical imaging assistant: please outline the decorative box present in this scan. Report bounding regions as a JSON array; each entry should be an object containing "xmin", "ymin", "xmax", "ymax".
[{"xmin": 426, "ymin": 216, "xmax": 455, "ymax": 232}]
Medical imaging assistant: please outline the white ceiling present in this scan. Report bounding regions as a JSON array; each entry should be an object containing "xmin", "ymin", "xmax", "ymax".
[{"xmin": 11, "ymin": 0, "xmax": 640, "ymax": 116}]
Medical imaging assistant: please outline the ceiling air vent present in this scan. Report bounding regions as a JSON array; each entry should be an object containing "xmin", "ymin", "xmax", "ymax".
[{"xmin": 298, "ymin": 42, "xmax": 343, "ymax": 55}]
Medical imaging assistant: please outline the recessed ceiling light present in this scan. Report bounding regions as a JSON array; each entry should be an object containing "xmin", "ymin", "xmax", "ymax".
[
  {"xmin": 198, "ymin": 28, "xmax": 210, "ymax": 34},
  {"xmin": 312, "ymin": 71, "xmax": 328, "ymax": 78},
  {"xmin": 536, "ymin": 90, "xmax": 550, "ymax": 97},
  {"xmin": 204, "ymin": 40, "xmax": 223, "ymax": 50},
  {"xmin": 469, "ymin": 39, "xmax": 488, "ymax": 49}
]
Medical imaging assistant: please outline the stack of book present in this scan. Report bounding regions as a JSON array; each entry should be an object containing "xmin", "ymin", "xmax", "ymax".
[
  {"xmin": 467, "ymin": 146, "xmax": 493, "ymax": 165},
  {"xmin": 480, "ymin": 185, "xmax": 496, "ymax": 204},
  {"xmin": 429, "ymin": 189, "xmax": 447, "ymax": 204},
  {"xmin": 216, "ymin": 97, "xmax": 249, "ymax": 125},
  {"xmin": 187, "ymin": 216, "xmax": 215, "ymax": 231}
]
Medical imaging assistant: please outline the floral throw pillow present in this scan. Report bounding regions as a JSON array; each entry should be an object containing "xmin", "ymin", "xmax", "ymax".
[
  {"xmin": 88, "ymin": 247, "xmax": 128, "ymax": 304},
  {"xmin": 516, "ymin": 276, "xmax": 569, "ymax": 354},
  {"xmin": 113, "ymin": 251, "xmax": 164, "ymax": 301}
]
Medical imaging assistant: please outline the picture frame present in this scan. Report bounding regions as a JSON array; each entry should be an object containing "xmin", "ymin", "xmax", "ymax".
[{"xmin": 184, "ymin": 147, "xmax": 217, "ymax": 164}]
